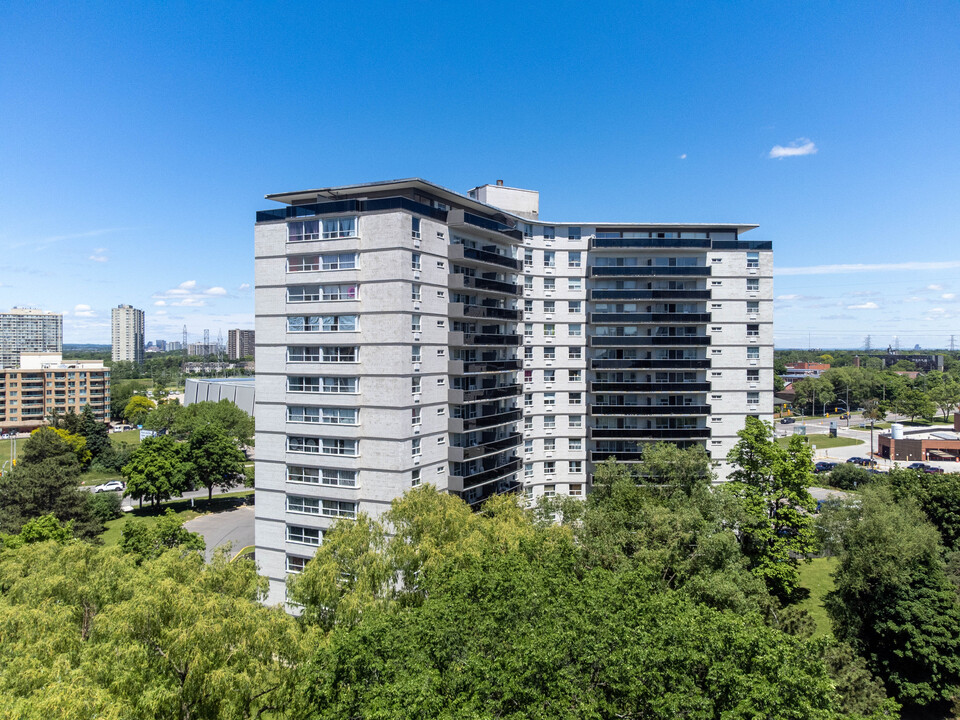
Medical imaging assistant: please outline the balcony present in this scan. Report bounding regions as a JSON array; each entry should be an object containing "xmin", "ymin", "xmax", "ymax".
[
  {"xmin": 448, "ymin": 274, "xmax": 520, "ymax": 297},
  {"xmin": 589, "ymin": 382, "xmax": 711, "ymax": 392},
  {"xmin": 589, "ymin": 313, "xmax": 711, "ymax": 324},
  {"xmin": 590, "ymin": 359, "xmax": 711, "ymax": 370},
  {"xmin": 589, "ymin": 289, "xmax": 711, "ymax": 301},
  {"xmin": 449, "ymin": 244, "xmax": 521, "ymax": 271},
  {"xmin": 256, "ymin": 196, "xmax": 450, "ymax": 224},
  {"xmin": 449, "ymin": 457, "xmax": 521, "ymax": 492},
  {"xmin": 447, "ymin": 208, "xmax": 523, "ymax": 242},
  {"xmin": 449, "ymin": 383, "xmax": 521, "ymax": 404},
  {"xmin": 448, "ymin": 409, "xmax": 522, "ymax": 433},
  {"xmin": 589, "ymin": 266, "xmax": 711, "ymax": 278},
  {"xmin": 589, "ymin": 427, "xmax": 711, "ymax": 440},
  {"xmin": 448, "ymin": 359, "xmax": 522, "ymax": 374},
  {"xmin": 448, "ymin": 332, "xmax": 520, "ymax": 347},
  {"xmin": 591, "ymin": 405, "xmax": 712, "ymax": 416},
  {"xmin": 448, "ymin": 433, "xmax": 522, "ymax": 462},
  {"xmin": 448, "ymin": 303, "xmax": 521, "ymax": 321},
  {"xmin": 712, "ymin": 240, "xmax": 772, "ymax": 250},
  {"xmin": 591, "ymin": 237, "xmax": 711, "ymax": 250},
  {"xmin": 590, "ymin": 336, "xmax": 711, "ymax": 347}
]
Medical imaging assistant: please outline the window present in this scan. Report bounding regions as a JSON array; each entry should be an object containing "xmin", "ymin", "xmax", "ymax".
[
  {"xmin": 711, "ymin": 394, "xmax": 722, "ymax": 400},
  {"xmin": 411, "ymin": 315, "xmax": 421, "ymax": 332},
  {"xmin": 569, "ymin": 392, "xmax": 582, "ymax": 405},
  {"xmin": 287, "ymin": 526, "xmax": 322, "ymax": 546},
  {"xmin": 711, "ymin": 280, "xmax": 722, "ymax": 287},
  {"xmin": 568, "ymin": 278, "xmax": 582, "ymax": 291},
  {"xmin": 544, "ymin": 481, "xmax": 556, "ymax": 494},
  {"xmin": 287, "ymin": 315, "xmax": 357, "ymax": 332},
  {"xmin": 568, "ymin": 251, "xmax": 582, "ymax": 268},
  {"xmin": 288, "ymin": 346, "xmax": 357, "ymax": 363},
  {"xmin": 711, "ymin": 303, "xmax": 722, "ymax": 309},
  {"xmin": 711, "ymin": 326, "xmax": 722, "ymax": 333},
  {"xmin": 411, "ymin": 253, "xmax": 421, "ymax": 271},
  {"xmin": 524, "ymin": 323, "xmax": 533, "ymax": 337},
  {"xmin": 747, "ymin": 324, "xmax": 760, "ymax": 337},
  {"xmin": 544, "ymin": 347, "xmax": 556, "ymax": 360},
  {"xmin": 568, "ymin": 300, "xmax": 581, "ymax": 313},
  {"xmin": 311, "ymin": 253, "xmax": 358, "ymax": 271},
  {"xmin": 412, "ymin": 468, "xmax": 421, "ymax": 486},
  {"xmin": 412, "ymin": 284, "xmax": 421, "ymax": 301},
  {"xmin": 747, "ymin": 391, "xmax": 760, "ymax": 405},
  {"xmin": 288, "ymin": 285, "xmax": 321, "ymax": 302},
  {"xmin": 544, "ymin": 438, "xmax": 556, "ymax": 452},
  {"xmin": 543, "ymin": 226, "xmax": 556, "ymax": 240},
  {"xmin": 747, "ymin": 278, "xmax": 759, "ymax": 292},
  {"xmin": 568, "ymin": 347, "xmax": 582, "ymax": 360},
  {"xmin": 411, "ymin": 345, "xmax": 421, "ymax": 362},
  {"xmin": 567, "ymin": 227, "xmax": 581, "ymax": 241},
  {"xmin": 437, "ymin": 319, "xmax": 445, "ymax": 328},
  {"xmin": 437, "ymin": 290, "xmax": 445, "ymax": 299},
  {"xmin": 524, "ymin": 276, "xmax": 534, "ymax": 292},
  {"xmin": 710, "ymin": 256, "xmax": 722, "ymax": 264},
  {"xmin": 747, "ymin": 347, "xmax": 760, "ymax": 359},
  {"xmin": 287, "ymin": 466, "xmax": 357, "ymax": 487},
  {"xmin": 524, "ymin": 369, "xmax": 533, "ymax": 383},
  {"xmin": 411, "ymin": 408, "xmax": 422, "ymax": 425},
  {"xmin": 411, "ymin": 377, "xmax": 421, "ymax": 393},
  {"xmin": 543, "ymin": 415, "xmax": 556, "ymax": 429},
  {"xmin": 437, "ymin": 437, "xmax": 445, "ymax": 445},
  {"xmin": 524, "ymin": 416, "xmax": 533, "ymax": 430},
  {"xmin": 437, "ymin": 348, "xmax": 445, "ymax": 357},
  {"xmin": 569, "ymin": 369, "xmax": 581, "ymax": 382},
  {"xmin": 711, "ymin": 348, "xmax": 722, "ymax": 356},
  {"xmin": 288, "ymin": 220, "xmax": 319, "ymax": 242},
  {"xmin": 323, "ymin": 346, "xmax": 357, "ymax": 362},
  {"xmin": 544, "ymin": 324, "xmax": 556, "ymax": 337},
  {"xmin": 711, "ymin": 371, "xmax": 723, "ymax": 377},
  {"xmin": 524, "ymin": 250, "xmax": 533, "ymax": 268},
  {"xmin": 525, "ymin": 439, "xmax": 534, "ymax": 454},
  {"xmin": 524, "ymin": 463, "xmax": 533, "ymax": 479},
  {"xmin": 287, "ymin": 406, "xmax": 358, "ymax": 425},
  {"xmin": 322, "ymin": 216, "xmax": 357, "ymax": 239},
  {"xmin": 522, "ymin": 223, "xmax": 533, "ymax": 239},
  {"xmin": 543, "ymin": 251, "xmax": 556, "ymax": 267},
  {"xmin": 287, "ymin": 436, "xmax": 358, "ymax": 456},
  {"xmin": 747, "ymin": 370, "xmax": 760, "ymax": 382},
  {"xmin": 544, "ymin": 392, "xmax": 556, "ymax": 407},
  {"xmin": 436, "ymin": 260, "xmax": 445, "ymax": 269},
  {"xmin": 747, "ymin": 301, "xmax": 759, "ymax": 313},
  {"xmin": 569, "ymin": 415, "xmax": 582, "ymax": 428},
  {"xmin": 412, "ymin": 438, "xmax": 421, "ymax": 457},
  {"xmin": 569, "ymin": 438, "xmax": 582, "ymax": 451},
  {"xmin": 746, "ymin": 252, "xmax": 759, "ymax": 268},
  {"xmin": 287, "ymin": 496, "xmax": 357, "ymax": 519},
  {"xmin": 286, "ymin": 556, "xmax": 308, "ymax": 574},
  {"xmin": 411, "ymin": 217, "xmax": 421, "ymax": 240},
  {"xmin": 569, "ymin": 482, "xmax": 583, "ymax": 496},
  {"xmin": 524, "ymin": 394, "xmax": 533, "ymax": 407},
  {"xmin": 544, "ymin": 300, "xmax": 556, "ymax": 314},
  {"xmin": 544, "ymin": 278, "xmax": 556, "ymax": 292},
  {"xmin": 524, "ymin": 299, "xmax": 533, "ymax": 312},
  {"xmin": 544, "ymin": 370, "xmax": 556, "ymax": 383},
  {"xmin": 568, "ymin": 324, "xmax": 582, "ymax": 337},
  {"xmin": 524, "ymin": 346, "xmax": 533, "ymax": 360}
]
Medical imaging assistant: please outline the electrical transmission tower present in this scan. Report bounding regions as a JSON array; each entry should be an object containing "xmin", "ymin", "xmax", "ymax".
[
  {"xmin": 864, "ymin": 335, "xmax": 872, "ymax": 351},
  {"xmin": 894, "ymin": 336, "xmax": 900, "ymax": 352},
  {"xmin": 950, "ymin": 335, "xmax": 957, "ymax": 352},
  {"xmin": 216, "ymin": 330, "xmax": 224, "ymax": 376}
]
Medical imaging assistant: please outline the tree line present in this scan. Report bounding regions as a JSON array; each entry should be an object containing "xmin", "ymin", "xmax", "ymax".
[{"xmin": 4, "ymin": 418, "xmax": 960, "ymax": 717}]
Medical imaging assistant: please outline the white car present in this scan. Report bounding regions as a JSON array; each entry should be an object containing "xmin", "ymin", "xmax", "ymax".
[{"xmin": 93, "ymin": 481, "xmax": 125, "ymax": 493}]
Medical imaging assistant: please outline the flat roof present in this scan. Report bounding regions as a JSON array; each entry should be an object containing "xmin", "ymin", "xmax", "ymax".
[{"xmin": 264, "ymin": 178, "xmax": 758, "ymax": 233}]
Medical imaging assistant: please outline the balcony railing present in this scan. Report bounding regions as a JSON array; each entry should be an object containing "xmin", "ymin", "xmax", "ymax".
[
  {"xmin": 449, "ymin": 409, "xmax": 522, "ymax": 433},
  {"xmin": 448, "ymin": 359, "xmax": 522, "ymax": 374},
  {"xmin": 589, "ymin": 289, "xmax": 711, "ymax": 301},
  {"xmin": 591, "ymin": 237, "xmax": 711, "ymax": 249},
  {"xmin": 589, "ymin": 382, "xmax": 711, "ymax": 392},
  {"xmin": 590, "ymin": 336, "xmax": 711, "ymax": 347},
  {"xmin": 256, "ymin": 196, "xmax": 449, "ymax": 223},
  {"xmin": 590, "ymin": 359, "xmax": 711, "ymax": 370},
  {"xmin": 448, "ymin": 332, "xmax": 521, "ymax": 347},
  {"xmin": 589, "ymin": 428, "xmax": 711, "ymax": 440},
  {"xmin": 449, "ymin": 274, "xmax": 520, "ymax": 296},
  {"xmin": 589, "ymin": 313, "xmax": 711, "ymax": 324},
  {"xmin": 590, "ymin": 266, "xmax": 711, "ymax": 277},
  {"xmin": 591, "ymin": 405, "xmax": 712, "ymax": 416},
  {"xmin": 449, "ymin": 244, "xmax": 521, "ymax": 271},
  {"xmin": 450, "ymin": 457, "xmax": 522, "ymax": 491},
  {"xmin": 449, "ymin": 384, "xmax": 522, "ymax": 404},
  {"xmin": 448, "ymin": 209, "xmax": 523, "ymax": 241},
  {"xmin": 448, "ymin": 303, "xmax": 521, "ymax": 321},
  {"xmin": 448, "ymin": 433, "xmax": 522, "ymax": 462}
]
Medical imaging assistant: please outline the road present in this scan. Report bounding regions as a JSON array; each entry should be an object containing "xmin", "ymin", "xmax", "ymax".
[{"xmin": 184, "ymin": 505, "xmax": 255, "ymax": 561}]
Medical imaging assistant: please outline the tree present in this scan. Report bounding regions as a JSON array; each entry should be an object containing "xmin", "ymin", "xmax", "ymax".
[
  {"xmin": 78, "ymin": 404, "xmax": 112, "ymax": 462},
  {"xmin": 724, "ymin": 417, "xmax": 817, "ymax": 600},
  {"xmin": 0, "ymin": 514, "xmax": 73, "ymax": 549},
  {"xmin": 826, "ymin": 462, "xmax": 871, "ymax": 490},
  {"xmin": 183, "ymin": 424, "xmax": 246, "ymax": 501},
  {"xmin": 123, "ymin": 394, "xmax": 156, "ymax": 427},
  {"xmin": 119, "ymin": 509, "xmax": 205, "ymax": 562},
  {"xmin": 635, "ymin": 441, "xmax": 715, "ymax": 495},
  {"xmin": 23, "ymin": 426, "xmax": 90, "ymax": 468},
  {"xmin": 888, "ymin": 467, "xmax": 960, "ymax": 551},
  {"xmin": 0, "ymin": 541, "xmax": 301, "ymax": 718},
  {"xmin": 892, "ymin": 387, "xmax": 935, "ymax": 422},
  {"xmin": 143, "ymin": 399, "xmax": 183, "ymax": 434},
  {"xmin": 121, "ymin": 435, "xmax": 187, "ymax": 507},
  {"xmin": 928, "ymin": 378, "xmax": 960, "ymax": 421},
  {"xmin": 825, "ymin": 486, "xmax": 960, "ymax": 712},
  {"xmin": 793, "ymin": 376, "xmax": 836, "ymax": 415},
  {"xmin": 172, "ymin": 399, "xmax": 254, "ymax": 447}
]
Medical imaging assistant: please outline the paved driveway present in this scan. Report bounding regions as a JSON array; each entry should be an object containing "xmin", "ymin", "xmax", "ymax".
[{"xmin": 184, "ymin": 505, "xmax": 255, "ymax": 561}]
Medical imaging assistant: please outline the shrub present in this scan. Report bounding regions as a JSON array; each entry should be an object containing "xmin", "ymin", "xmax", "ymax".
[{"xmin": 87, "ymin": 491, "xmax": 123, "ymax": 523}]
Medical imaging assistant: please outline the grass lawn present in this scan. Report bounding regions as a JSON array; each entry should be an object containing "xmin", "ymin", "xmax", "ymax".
[
  {"xmin": 797, "ymin": 556, "xmax": 838, "ymax": 638},
  {"xmin": 100, "ymin": 489, "xmax": 254, "ymax": 546},
  {"xmin": 776, "ymin": 435, "xmax": 863, "ymax": 449},
  {"xmin": 0, "ymin": 437, "xmax": 21, "ymax": 468}
]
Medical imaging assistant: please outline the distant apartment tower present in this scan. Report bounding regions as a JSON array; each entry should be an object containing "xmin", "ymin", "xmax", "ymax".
[
  {"xmin": 111, "ymin": 304, "xmax": 145, "ymax": 364},
  {"xmin": 0, "ymin": 308, "xmax": 63, "ymax": 369},
  {"xmin": 253, "ymin": 178, "xmax": 773, "ymax": 604},
  {"xmin": 228, "ymin": 329, "xmax": 256, "ymax": 359},
  {"xmin": 155, "ymin": 339, "xmax": 167, "ymax": 351},
  {"xmin": 167, "ymin": 341, "xmax": 183, "ymax": 352}
]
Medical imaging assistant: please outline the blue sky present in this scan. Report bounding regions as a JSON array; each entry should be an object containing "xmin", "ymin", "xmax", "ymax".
[{"xmin": 1, "ymin": 1, "xmax": 958, "ymax": 348}]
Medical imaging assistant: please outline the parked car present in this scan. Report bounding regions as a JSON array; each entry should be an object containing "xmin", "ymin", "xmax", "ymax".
[
  {"xmin": 846, "ymin": 457, "xmax": 878, "ymax": 467},
  {"xmin": 814, "ymin": 461, "xmax": 838, "ymax": 473},
  {"xmin": 907, "ymin": 462, "xmax": 929, "ymax": 471},
  {"xmin": 780, "ymin": 417, "xmax": 796, "ymax": 424},
  {"xmin": 924, "ymin": 466, "xmax": 946, "ymax": 475},
  {"xmin": 93, "ymin": 480, "xmax": 125, "ymax": 493}
]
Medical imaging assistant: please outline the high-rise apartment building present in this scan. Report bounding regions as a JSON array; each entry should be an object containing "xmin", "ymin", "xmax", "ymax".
[
  {"xmin": 228, "ymin": 329, "xmax": 256, "ymax": 360},
  {"xmin": 111, "ymin": 304, "xmax": 145, "ymax": 364},
  {"xmin": 0, "ymin": 308, "xmax": 62, "ymax": 369},
  {"xmin": 254, "ymin": 178, "xmax": 773, "ymax": 603}
]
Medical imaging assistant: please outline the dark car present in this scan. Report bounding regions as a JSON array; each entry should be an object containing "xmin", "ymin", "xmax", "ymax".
[
  {"xmin": 780, "ymin": 417, "xmax": 796, "ymax": 424},
  {"xmin": 924, "ymin": 466, "xmax": 946, "ymax": 475},
  {"xmin": 907, "ymin": 462, "xmax": 928, "ymax": 471},
  {"xmin": 846, "ymin": 457, "xmax": 866, "ymax": 465},
  {"xmin": 814, "ymin": 461, "xmax": 838, "ymax": 473}
]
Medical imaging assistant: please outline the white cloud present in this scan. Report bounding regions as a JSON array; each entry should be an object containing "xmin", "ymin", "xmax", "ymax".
[
  {"xmin": 776, "ymin": 260, "xmax": 960, "ymax": 276},
  {"xmin": 179, "ymin": 280, "xmax": 196, "ymax": 289},
  {"xmin": 768, "ymin": 138, "xmax": 817, "ymax": 159},
  {"xmin": 154, "ymin": 300, "xmax": 166, "ymax": 306},
  {"xmin": 905, "ymin": 296, "xmax": 923, "ymax": 302},
  {"xmin": 927, "ymin": 284, "xmax": 943, "ymax": 291},
  {"xmin": 679, "ymin": 153, "xmax": 687, "ymax": 160},
  {"xmin": 930, "ymin": 307, "xmax": 946, "ymax": 314},
  {"xmin": 205, "ymin": 286, "xmax": 227, "ymax": 296},
  {"xmin": 847, "ymin": 301, "xmax": 879, "ymax": 310},
  {"xmin": 238, "ymin": 283, "xmax": 251, "ymax": 290},
  {"xmin": 942, "ymin": 293, "xmax": 956, "ymax": 300},
  {"xmin": 171, "ymin": 297, "xmax": 205, "ymax": 307},
  {"xmin": 155, "ymin": 310, "xmax": 167, "ymax": 316},
  {"xmin": 89, "ymin": 254, "xmax": 108, "ymax": 262},
  {"xmin": 776, "ymin": 294, "xmax": 802, "ymax": 301},
  {"xmin": 74, "ymin": 304, "xmax": 95, "ymax": 317}
]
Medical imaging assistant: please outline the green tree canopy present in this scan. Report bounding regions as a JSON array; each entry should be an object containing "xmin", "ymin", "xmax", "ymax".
[
  {"xmin": 183, "ymin": 425, "xmax": 246, "ymax": 501},
  {"xmin": 123, "ymin": 395, "xmax": 156, "ymax": 427},
  {"xmin": 121, "ymin": 436, "xmax": 187, "ymax": 508}
]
